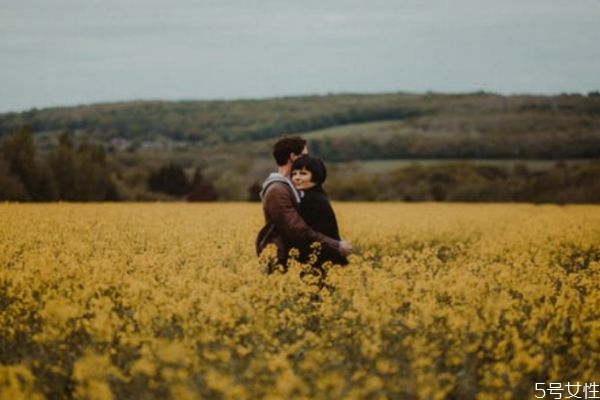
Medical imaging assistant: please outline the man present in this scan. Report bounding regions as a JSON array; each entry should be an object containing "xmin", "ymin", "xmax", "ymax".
[{"xmin": 255, "ymin": 136, "xmax": 352, "ymax": 273}]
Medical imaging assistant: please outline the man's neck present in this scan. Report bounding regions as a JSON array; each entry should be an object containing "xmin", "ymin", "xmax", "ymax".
[{"xmin": 278, "ymin": 164, "xmax": 291, "ymax": 178}]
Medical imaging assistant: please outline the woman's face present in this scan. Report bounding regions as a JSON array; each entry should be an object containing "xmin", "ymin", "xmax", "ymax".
[{"xmin": 292, "ymin": 168, "xmax": 316, "ymax": 190}]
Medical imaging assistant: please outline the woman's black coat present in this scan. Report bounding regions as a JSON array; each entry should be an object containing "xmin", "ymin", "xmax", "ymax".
[{"xmin": 297, "ymin": 185, "xmax": 348, "ymax": 266}]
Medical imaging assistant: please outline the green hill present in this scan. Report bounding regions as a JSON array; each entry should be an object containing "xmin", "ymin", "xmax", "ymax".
[
  {"xmin": 0, "ymin": 93, "xmax": 423, "ymax": 144},
  {"xmin": 2, "ymin": 91, "xmax": 599, "ymax": 160},
  {"xmin": 1, "ymin": 92, "xmax": 600, "ymax": 202}
]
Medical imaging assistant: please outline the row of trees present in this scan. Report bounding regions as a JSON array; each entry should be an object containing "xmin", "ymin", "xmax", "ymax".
[
  {"xmin": 0, "ymin": 127, "xmax": 117, "ymax": 201},
  {"xmin": 0, "ymin": 128, "xmax": 221, "ymax": 202},
  {"xmin": 0, "ymin": 94, "xmax": 424, "ymax": 144},
  {"xmin": 312, "ymin": 132, "xmax": 600, "ymax": 161},
  {"xmin": 147, "ymin": 164, "xmax": 218, "ymax": 201},
  {"xmin": 325, "ymin": 162, "xmax": 600, "ymax": 203},
  {"xmin": 3, "ymin": 92, "xmax": 598, "ymax": 146},
  {"xmin": 2, "ymin": 127, "xmax": 599, "ymax": 203}
]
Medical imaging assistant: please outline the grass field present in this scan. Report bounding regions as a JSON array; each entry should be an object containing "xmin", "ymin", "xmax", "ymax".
[
  {"xmin": 1, "ymin": 203, "xmax": 599, "ymax": 399},
  {"xmin": 327, "ymin": 159, "xmax": 595, "ymax": 174}
]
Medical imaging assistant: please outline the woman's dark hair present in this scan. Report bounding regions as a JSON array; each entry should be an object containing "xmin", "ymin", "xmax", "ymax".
[
  {"xmin": 272, "ymin": 136, "xmax": 307, "ymax": 166},
  {"xmin": 292, "ymin": 155, "xmax": 327, "ymax": 185}
]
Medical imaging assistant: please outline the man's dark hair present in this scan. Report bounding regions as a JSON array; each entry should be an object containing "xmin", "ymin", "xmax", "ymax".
[
  {"xmin": 292, "ymin": 155, "xmax": 327, "ymax": 185},
  {"xmin": 273, "ymin": 136, "xmax": 307, "ymax": 166}
]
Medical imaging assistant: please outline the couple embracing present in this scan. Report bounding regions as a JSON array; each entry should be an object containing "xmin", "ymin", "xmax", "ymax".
[{"xmin": 255, "ymin": 136, "xmax": 352, "ymax": 275}]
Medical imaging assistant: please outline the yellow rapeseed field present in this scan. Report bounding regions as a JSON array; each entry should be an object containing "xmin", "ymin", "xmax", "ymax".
[{"xmin": 1, "ymin": 202, "xmax": 599, "ymax": 400}]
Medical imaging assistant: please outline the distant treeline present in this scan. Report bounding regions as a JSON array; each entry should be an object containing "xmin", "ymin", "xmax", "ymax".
[
  {"xmin": 0, "ymin": 94, "xmax": 424, "ymax": 144},
  {"xmin": 1, "ymin": 92, "xmax": 599, "ymax": 151},
  {"xmin": 1, "ymin": 126, "xmax": 599, "ymax": 203},
  {"xmin": 0, "ymin": 127, "xmax": 218, "ymax": 202},
  {"xmin": 325, "ymin": 161, "xmax": 600, "ymax": 203},
  {"xmin": 1, "ymin": 92, "xmax": 600, "ymax": 203},
  {"xmin": 311, "ymin": 128, "xmax": 600, "ymax": 160},
  {"xmin": 0, "ymin": 127, "xmax": 117, "ymax": 201}
]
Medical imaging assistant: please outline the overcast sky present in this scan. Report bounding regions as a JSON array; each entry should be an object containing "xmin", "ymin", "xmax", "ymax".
[{"xmin": 1, "ymin": 0, "xmax": 599, "ymax": 112}]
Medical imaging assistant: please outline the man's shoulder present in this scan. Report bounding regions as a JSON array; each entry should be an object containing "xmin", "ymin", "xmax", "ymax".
[
  {"xmin": 260, "ymin": 173, "xmax": 301, "ymax": 204},
  {"xmin": 263, "ymin": 180, "xmax": 293, "ymax": 197},
  {"xmin": 261, "ymin": 173, "xmax": 287, "ymax": 195}
]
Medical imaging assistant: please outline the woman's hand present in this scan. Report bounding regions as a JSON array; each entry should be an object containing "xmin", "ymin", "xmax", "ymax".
[{"xmin": 338, "ymin": 240, "xmax": 353, "ymax": 256}]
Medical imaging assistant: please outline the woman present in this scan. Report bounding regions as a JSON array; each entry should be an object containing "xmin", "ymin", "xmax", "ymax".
[{"xmin": 291, "ymin": 155, "xmax": 348, "ymax": 268}]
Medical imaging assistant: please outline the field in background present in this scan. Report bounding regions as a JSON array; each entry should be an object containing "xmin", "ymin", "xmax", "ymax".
[
  {"xmin": 329, "ymin": 158, "xmax": 595, "ymax": 174},
  {"xmin": 1, "ymin": 203, "xmax": 600, "ymax": 399}
]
